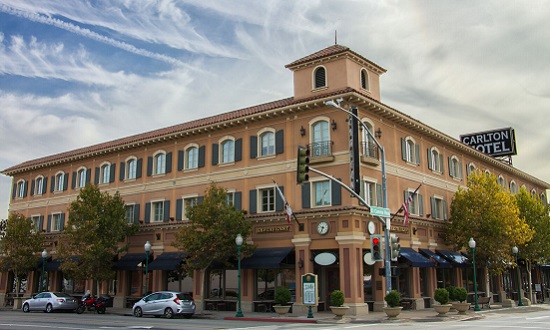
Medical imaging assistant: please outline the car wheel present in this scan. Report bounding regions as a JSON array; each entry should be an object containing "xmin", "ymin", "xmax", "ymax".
[
  {"xmin": 45, "ymin": 304, "xmax": 53, "ymax": 313},
  {"xmin": 164, "ymin": 307, "xmax": 174, "ymax": 319},
  {"xmin": 22, "ymin": 303, "xmax": 30, "ymax": 313},
  {"xmin": 133, "ymin": 307, "xmax": 143, "ymax": 317}
]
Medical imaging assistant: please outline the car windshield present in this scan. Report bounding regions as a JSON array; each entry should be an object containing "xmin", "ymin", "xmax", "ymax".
[{"xmin": 54, "ymin": 292, "xmax": 74, "ymax": 298}]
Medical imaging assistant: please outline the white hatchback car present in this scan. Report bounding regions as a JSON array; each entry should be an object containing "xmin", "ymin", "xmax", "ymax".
[
  {"xmin": 132, "ymin": 291, "xmax": 195, "ymax": 319},
  {"xmin": 22, "ymin": 292, "xmax": 79, "ymax": 313}
]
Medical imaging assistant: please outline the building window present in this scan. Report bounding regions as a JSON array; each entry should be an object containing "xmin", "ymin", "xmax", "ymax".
[
  {"xmin": 449, "ymin": 156, "xmax": 462, "ymax": 179},
  {"xmin": 360, "ymin": 68, "xmax": 369, "ymax": 90},
  {"xmin": 259, "ymin": 187, "xmax": 275, "ymax": 212},
  {"xmin": 531, "ymin": 189, "xmax": 537, "ymax": 198},
  {"xmin": 509, "ymin": 181, "xmax": 518, "ymax": 194},
  {"xmin": 428, "ymin": 147, "xmax": 443, "ymax": 173},
  {"xmin": 363, "ymin": 181, "xmax": 376, "ymax": 206},
  {"xmin": 404, "ymin": 190, "xmax": 421, "ymax": 216},
  {"xmin": 221, "ymin": 139, "xmax": 235, "ymax": 164},
  {"xmin": 430, "ymin": 196, "xmax": 447, "ymax": 220},
  {"xmin": 52, "ymin": 213, "xmax": 62, "ymax": 231},
  {"xmin": 55, "ymin": 172, "xmax": 65, "ymax": 191},
  {"xmin": 466, "ymin": 162, "xmax": 477, "ymax": 177},
  {"xmin": 152, "ymin": 201, "xmax": 164, "ymax": 222},
  {"xmin": 35, "ymin": 176, "xmax": 44, "ymax": 195},
  {"xmin": 183, "ymin": 196, "xmax": 198, "ymax": 220},
  {"xmin": 125, "ymin": 205, "xmax": 135, "ymax": 224},
  {"xmin": 401, "ymin": 137, "xmax": 419, "ymax": 165},
  {"xmin": 31, "ymin": 215, "xmax": 41, "ymax": 233},
  {"xmin": 186, "ymin": 147, "xmax": 198, "ymax": 169},
  {"xmin": 313, "ymin": 66, "xmax": 327, "ymax": 89},
  {"xmin": 77, "ymin": 168, "xmax": 87, "ymax": 188},
  {"xmin": 260, "ymin": 132, "xmax": 275, "ymax": 156},
  {"xmin": 154, "ymin": 152, "xmax": 166, "ymax": 175},
  {"xmin": 313, "ymin": 180, "xmax": 331, "ymax": 207},
  {"xmin": 497, "ymin": 175, "xmax": 506, "ymax": 188},
  {"xmin": 361, "ymin": 121, "xmax": 377, "ymax": 158},
  {"xmin": 311, "ymin": 120, "xmax": 330, "ymax": 157},
  {"xmin": 17, "ymin": 180, "xmax": 25, "ymax": 198},
  {"xmin": 100, "ymin": 163, "xmax": 111, "ymax": 184},
  {"xmin": 126, "ymin": 158, "xmax": 137, "ymax": 179},
  {"xmin": 226, "ymin": 192, "xmax": 235, "ymax": 207}
]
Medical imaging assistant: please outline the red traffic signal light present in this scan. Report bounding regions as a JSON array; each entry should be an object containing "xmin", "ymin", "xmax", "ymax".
[{"xmin": 370, "ymin": 234, "xmax": 383, "ymax": 262}]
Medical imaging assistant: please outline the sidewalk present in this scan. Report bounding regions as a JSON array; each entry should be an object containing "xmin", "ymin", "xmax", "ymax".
[{"xmin": 105, "ymin": 302, "xmax": 550, "ymax": 324}]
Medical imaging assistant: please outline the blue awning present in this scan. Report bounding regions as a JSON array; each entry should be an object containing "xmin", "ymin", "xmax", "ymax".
[
  {"xmin": 148, "ymin": 252, "xmax": 187, "ymax": 271},
  {"xmin": 241, "ymin": 247, "xmax": 293, "ymax": 269},
  {"xmin": 419, "ymin": 249, "xmax": 452, "ymax": 268},
  {"xmin": 436, "ymin": 250, "xmax": 470, "ymax": 268},
  {"xmin": 114, "ymin": 253, "xmax": 152, "ymax": 271},
  {"xmin": 399, "ymin": 248, "xmax": 435, "ymax": 268}
]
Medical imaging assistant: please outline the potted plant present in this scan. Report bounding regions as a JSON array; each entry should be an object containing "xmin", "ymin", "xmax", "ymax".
[
  {"xmin": 383, "ymin": 290, "xmax": 403, "ymax": 319},
  {"xmin": 329, "ymin": 290, "xmax": 349, "ymax": 319},
  {"xmin": 433, "ymin": 288, "xmax": 452, "ymax": 316},
  {"xmin": 451, "ymin": 287, "xmax": 470, "ymax": 313},
  {"xmin": 272, "ymin": 287, "xmax": 292, "ymax": 316}
]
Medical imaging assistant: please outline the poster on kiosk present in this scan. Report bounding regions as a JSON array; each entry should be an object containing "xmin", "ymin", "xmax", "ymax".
[{"xmin": 302, "ymin": 273, "xmax": 318, "ymax": 306}]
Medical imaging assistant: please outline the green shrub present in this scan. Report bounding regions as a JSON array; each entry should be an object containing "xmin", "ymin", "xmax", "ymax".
[
  {"xmin": 434, "ymin": 288, "xmax": 449, "ymax": 305},
  {"xmin": 274, "ymin": 287, "xmax": 291, "ymax": 306},
  {"xmin": 384, "ymin": 290, "xmax": 401, "ymax": 308},
  {"xmin": 446, "ymin": 286, "xmax": 457, "ymax": 301},
  {"xmin": 330, "ymin": 290, "xmax": 345, "ymax": 307},
  {"xmin": 455, "ymin": 287, "xmax": 468, "ymax": 303}
]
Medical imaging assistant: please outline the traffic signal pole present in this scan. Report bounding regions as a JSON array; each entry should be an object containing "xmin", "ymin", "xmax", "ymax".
[{"xmin": 325, "ymin": 100, "xmax": 392, "ymax": 294}]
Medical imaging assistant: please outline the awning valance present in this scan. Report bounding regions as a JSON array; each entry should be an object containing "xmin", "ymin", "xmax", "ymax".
[
  {"xmin": 148, "ymin": 252, "xmax": 187, "ymax": 271},
  {"xmin": 114, "ymin": 253, "xmax": 150, "ymax": 271},
  {"xmin": 399, "ymin": 248, "xmax": 434, "ymax": 268},
  {"xmin": 437, "ymin": 250, "xmax": 470, "ymax": 268},
  {"xmin": 419, "ymin": 249, "xmax": 452, "ymax": 268},
  {"xmin": 241, "ymin": 247, "xmax": 293, "ymax": 269}
]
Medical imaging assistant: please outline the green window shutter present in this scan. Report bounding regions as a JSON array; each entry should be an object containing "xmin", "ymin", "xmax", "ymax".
[
  {"xmin": 418, "ymin": 194, "xmax": 424, "ymax": 216},
  {"xmin": 30, "ymin": 179, "xmax": 35, "ymax": 196},
  {"xmin": 414, "ymin": 144, "xmax": 420, "ymax": 165},
  {"xmin": 163, "ymin": 200, "xmax": 170, "ymax": 222},
  {"xmin": 249, "ymin": 190, "xmax": 257, "ymax": 214},
  {"xmin": 430, "ymin": 197, "xmax": 436, "ymax": 218},
  {"xmin": 11, "ymin": 184, "xmax": 16, "ymax": 200},
  {"xmin": 401, "ymin": 138, "xmax": 407, "ymax": 161},
  {"xmin": 165, "ymin": 152, "xmax": 172, "ymax": 173},
  {"xmin": 94, "ymin": 167, "xmax": 100, "ymax": 184},
  {"xmin": 275, "ymin": 129, "xmax": 284, "ymax": 154},
  {"xmin": 250, "ymin": 136, "xmax": 257, "ymax": 159},
  {"xmin": 443, "ymin": 200, "xmax": 448, "ymax": 220},
  {"xmin": 23, "ymin": 181, "xmax": 28, "ymax": 197},
  {"xmin": 275, "ymin": 186, "xmax": 284, "ymax": 211},
  {"xmin": 302, "ymin": 183, "xmax": 311, "ymax": 209},
  {"xmin": 198, "ymin": 146, "xmax": 205, "ymax": 168},
  {"xmin": 176, "ymin": 199, "xmax": 183, "ymax": 221},
  {"xmin": 136, "ymin": 158, "xmax": 143, "ymax": 178},
  {"xmin": 60, "ymin": 213, "xmax": 65, "ymax": 231},
  {"xmin": 71, "ymin": 172, "xmax": 77, "ymax": 189},
  {"xmin": 43, "ymin": 176, "xmax": 48, "ymax": 194},
  {"xmin": 427, "ymin": 149, "xmax": 433, "ymax": 170},
  {"xmin": 86, "ymin": 169, "xmax": 91, "ymax": 184},
  {"xmin": 177, "ymin": 150, "xmax": 184, "ymax": 171},
  {"xmin": 47, "ymin": 215, "xmax": 52, "ymax": 232},
  {"xmin": 63, "ymin": 173, "xmax": 69, "ymax": 191},
  {"xmin": 376, "ymin": 184, "xmax": 383, "ymax": 206},
  {"xmin": 134, "ymin": 204, "xmax": 140, "ymax": 224},
  {"xmin": 332, "ymin": 180, "xmax": 342, "ymax": 205},
  {"xmin": 235, "ymin": 138, "xmax": 243, "ymax": 162},
  {"xmin": 212, "ymin": 143, "xmax": 219, "ymax": 165},
  {"xmin": 50, "ymin": 176, "xmax": 55, "ymax": 193},
  {"xmin": 39, "ymin": 215, "xmax": 44, "ymax": 232},
  {"xmin": 109, "ymin": 163, "xmax": 116, "ymax": 183},
  {"xmin": 234, "ymin": 192, "xmax": 242, "ymax": 210},
  {"xmin": 119, "ymin": 162, "xmax": 125, "ymax": 181},
  {"xmin": 146, "ymin": 156, "xmax": 153, "ymax": 176},
  {"xmin": 144, "ymin": 203, "xmax": 151, "ymax": 223}
]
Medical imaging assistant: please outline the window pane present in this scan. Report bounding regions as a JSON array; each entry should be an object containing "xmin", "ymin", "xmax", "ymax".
[
  {"xmin": 314, "ymin": 181, "xmax": 331, "ymax": 207},
  {"xmin": 186, "ymin": 148, "xmax": 198, "ymax": 169},
  {"xmin": 153, "ymin": 202, "xmax": 164, "ymax": 222},
  {"xmin": 260, "ymin": 188, "xmax": 274, "ymax": 212},
  {"xmin": 155, "ymin": 154, "xmax": 166, "ymax": 174},
  {"xmin": 221, "ymin": 140, "xmax": 235, "ymax": 163},
  {"xmin": 127, "ymin": 159, "xmax": 137, "ymax": 179},
  {"xmin": 260, "ymin": 132, "xmax": 275, "ymax": 156}
]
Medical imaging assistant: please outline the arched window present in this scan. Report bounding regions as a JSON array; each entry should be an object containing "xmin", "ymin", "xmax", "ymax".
[
  {"xmin": 401, "ymin": 136, "xmax": 419, "ymax": 164},
  {"xmin": 55, "ymin": 172, "xmax": 65, "ymax": 191},
  {"xmin": 466, "ymin": 162, "xmax": 477, "ymax": 177},
  {"xmin": 362, "ymin": 121, "xmax": 376, "ymax": 158},
  {"xmin": 312, "ymin": 120, "xmax": 330, "ymax": 157},
  {"xmin": 35, "ymin": 176, "xmax": 44, "ymax": 195},
  {"xmin": 509, "ymin": 180, "xmax": 518, "ymax": 194},
  {"xmin": 186, "ymin": 146, "xmax": 199, "ymax": 169},
  {"xmin": 221, "ymin": 139, "xmax": 235, "ymax": 163},
  {"xmin": 77, "ymin": 168, "xmax": 87, "ymax": 188},
  {"xmin": 497, "ymin": 175, "xmax": 506, "ymax": 188},
  {"xmin": 154, "ymin": 152, "xmax": 166, "ymax": 175},
  {"xmin": 100, "ymin": 163, "xmax": 111, "ymax": 184},
  {"xmin": 16, "ymin": 180, "xmax": 26, "ymax": 198},
  {"xmin": 428, "ymin": 147, "xmax": 443, "ymax": 173},
  {"xmin": 313, "ymin": 66, "xmax": 327, "ymax": 89},
  {"xmin": 449, "ymin": 156, "xmax": 462, "ymax": 179},
  {"xmin": 126, "ymin": 158, "xmax": 137, "ymax": 179},
  {"xmin": 360, "ymin": 68, "xmax": 369, "ymax": 90},
  {"xmin": 260, "ymin": 131, "xmax": 275, "ymax": 156}
]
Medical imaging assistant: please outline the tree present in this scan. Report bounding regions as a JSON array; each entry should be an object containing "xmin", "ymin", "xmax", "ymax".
[
  {"xmin": 173, "ymin": 183, "xmax": 253, "ymax": 280},
  {"xmin": 58, "ymin": 184, "xmax": 137, "ymax": 293},
  {"xmin": 446, "ymin": 170, "xmax": 533, "ymax": 274},
  {"xmin": 0, "ymin": 212, "xmax": 44, "ymax": 293},
  {"xmin": 515, "ymin": 187, "xmax": 550, "ymax": 303}
]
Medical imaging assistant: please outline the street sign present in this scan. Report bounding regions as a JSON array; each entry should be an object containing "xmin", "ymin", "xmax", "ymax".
[{"xmin": 370, "ymin": 206, "xmax": 390, "ymax": 218}]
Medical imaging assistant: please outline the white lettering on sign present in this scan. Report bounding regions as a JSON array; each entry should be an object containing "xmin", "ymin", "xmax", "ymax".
[{"xmin": 460, "ymin": 128, "xmax": 517, "ymax": 157}]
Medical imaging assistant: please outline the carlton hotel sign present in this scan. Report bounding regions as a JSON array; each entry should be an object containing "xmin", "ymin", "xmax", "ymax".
[{"xmin": 460, "ymin": 127, "xmax": 517, "ymax": 157}]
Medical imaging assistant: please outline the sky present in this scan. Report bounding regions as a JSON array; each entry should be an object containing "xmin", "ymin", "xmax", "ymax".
[{"xmin": 1, "ymin": 1, "xmax": 549, "ymax": 218}]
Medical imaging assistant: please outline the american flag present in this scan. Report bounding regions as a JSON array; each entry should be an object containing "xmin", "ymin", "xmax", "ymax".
[
  {"xmin": 402, "ymin": 184, "xmax": 422, "ymax": 226},
  {"xmin": 273, "ymin": 180, "xmax": 293, "ymax": 224}
]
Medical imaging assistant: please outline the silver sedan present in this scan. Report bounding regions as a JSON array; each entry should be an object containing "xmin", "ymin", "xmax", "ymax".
[{"xmin": 22, "ymin": 292, "xmax": 79, "ymax": 313}]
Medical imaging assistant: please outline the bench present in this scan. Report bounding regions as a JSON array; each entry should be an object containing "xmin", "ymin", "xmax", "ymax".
[{"xmin": 471, "ymin": 296, "xmax": 491, "ymax": 309}]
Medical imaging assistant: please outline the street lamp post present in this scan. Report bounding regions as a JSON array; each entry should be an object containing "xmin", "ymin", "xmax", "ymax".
[
  {"xmin": 512, "ymin": 246, "xmax": 523, "ymax": 306},
  {"xmin": 41, "ymin": 249, "xmax": 47, "ymax": 292},
  {"xmin": 469, "ymin": 237, "xmax": 480, "ymax": 311},
  {"xmin": 326, "ymin": 100, "xmax": 391, "ymax": 293},
  {"xmin": 144, "ymin": 241, "xmax": 151, "ymax": 296},
  {"xmin": 235, "ymin": 233, "xmax": 244, "ymax": 317}
]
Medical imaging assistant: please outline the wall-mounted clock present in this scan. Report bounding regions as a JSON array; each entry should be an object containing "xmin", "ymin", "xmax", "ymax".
[
  {"xmin": 368, "ymin": 221, "xmax": 376, "ymax": 235},
  {"xmin": 317, "ymin": 221, "xmax": 329, "ymax": 235}
]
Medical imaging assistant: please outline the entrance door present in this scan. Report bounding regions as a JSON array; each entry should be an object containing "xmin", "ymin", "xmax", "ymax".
[{"xmin": 326, "ymin": 268, "xmax": 340, "ymax": 305}]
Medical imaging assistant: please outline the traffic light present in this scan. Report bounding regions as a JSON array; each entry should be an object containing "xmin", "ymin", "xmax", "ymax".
[
  {"xmin": 370, "ymin": 234, "xmax": 383, "ymax": 262},
  {"xmin": 296, "ymin": 146, "xmax": 310, "ymax": 184},
  {"xmin": 390, "ymin": 234, "xmax": 400, "ymax": 261}
]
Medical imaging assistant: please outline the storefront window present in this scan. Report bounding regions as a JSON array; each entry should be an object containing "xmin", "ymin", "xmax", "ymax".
[
  {"xmin": 438, "ymin": 268, "xmax": 453, "ymax": 288},
  {"xmin": 62, "ymin": 278, "xmax": 85, "ymax": 294},
  {"xmin": 254, "ymin": 269, "xmax": 296, "ymax": 301}
]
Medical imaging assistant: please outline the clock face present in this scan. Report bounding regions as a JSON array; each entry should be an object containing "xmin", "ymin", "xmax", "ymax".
[
  {"xmin": 368, "ymin": 221, "xmax": 376, "ymax": 235},
  {"xmin": 317, "ymin": 221, "xmax": 329, "ymax": 235}
]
